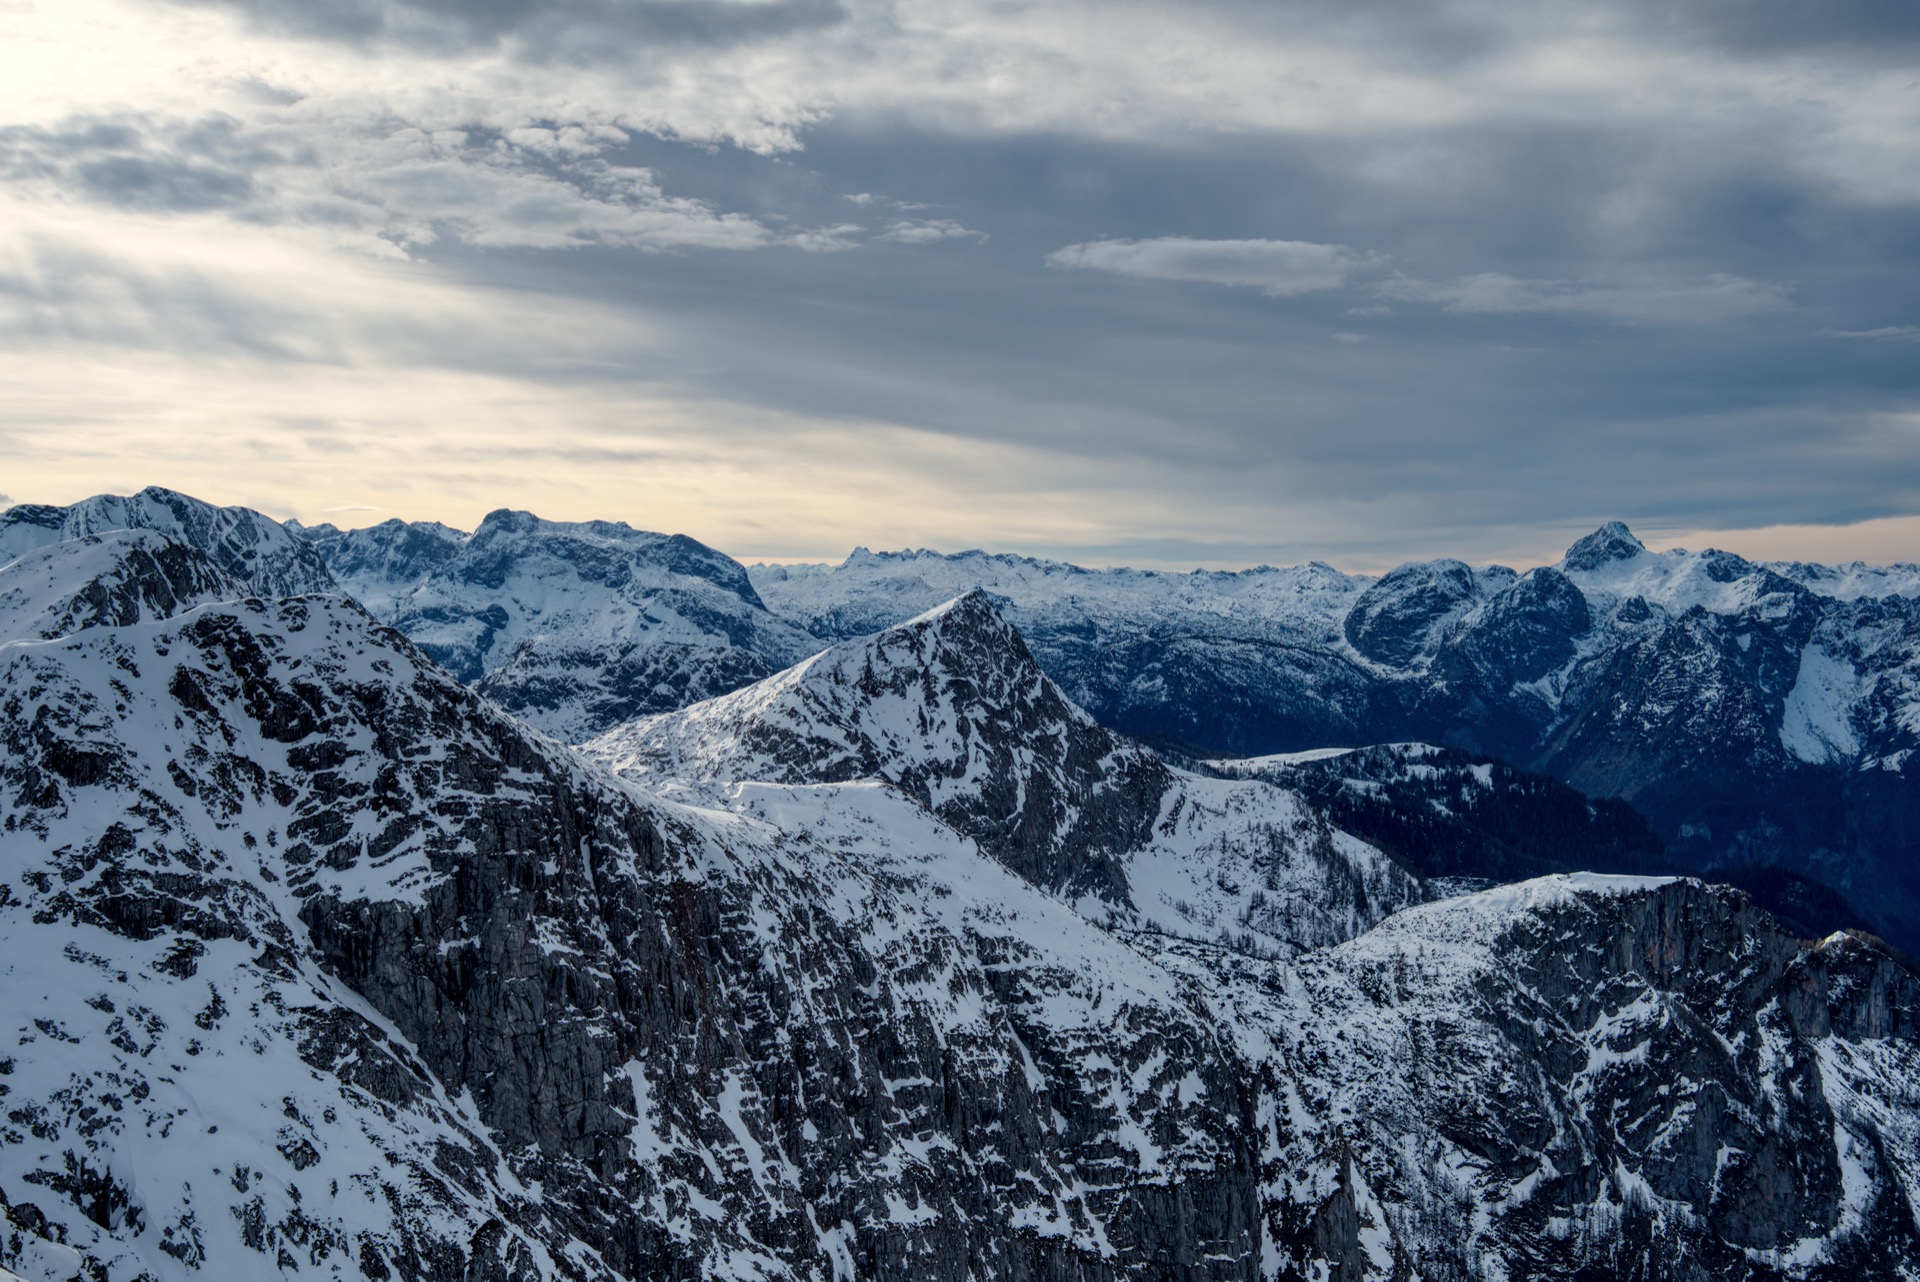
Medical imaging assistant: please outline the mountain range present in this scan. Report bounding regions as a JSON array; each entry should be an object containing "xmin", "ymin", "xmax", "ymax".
[
  {"xmin": 267, "ymin": 499, "xmax": 1920, "ymax": 953},
  {"xmin": 1, "ymin": 487, "xmax": 1917, "ymax": 1280}
]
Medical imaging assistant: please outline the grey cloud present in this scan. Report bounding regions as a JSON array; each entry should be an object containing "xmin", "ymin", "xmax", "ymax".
[
  {"xmin": 3, "ymin": 111, "xmax": 794, "ymax": 255},
  {"xmin": 1377, "ymin": 272, "xmax": 1793, "ymax": 325},
  {"xmin": 879, "ymin": 219, "xmax": 986, "ymax": 244},
  {"xmin": 1046, "ymin": 237, "xmax": 1373, "ymax": 297},
  {"xmin": 0, "ymin": 114, "xmax": 274, "ymax": 214},
  {"xmin": 167, "ymin": 0, "xmax": 846, "ymax": 62},
  {"xmin": 1826, "ymin": 326, "xmax": 1920, "ymax": 343},
  {"xmin": 1629, "ymin": 0, "xmax": 1920, "ymax": 57},
  {"xmin": 0, "ymin": 239, "xmax": 354, "ymax": 363},
  {"xmin": 10, "ymin": 0, "xmax": 1920, "ymax": 564}
]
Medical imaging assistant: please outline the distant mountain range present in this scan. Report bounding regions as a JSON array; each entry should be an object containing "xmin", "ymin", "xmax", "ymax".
[
  {"xmin": 196, "ymin": 496, "xmax": 1913, "ymax": 953},
  {"xmin": 3, "ymin": 487, "xmax": 1918, "ymax": 1280}
]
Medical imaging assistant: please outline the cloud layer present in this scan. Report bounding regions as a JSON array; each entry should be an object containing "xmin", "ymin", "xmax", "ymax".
[{"xmin": 0, "ymin": 0, "xmax": 1916, "ymax": 567}]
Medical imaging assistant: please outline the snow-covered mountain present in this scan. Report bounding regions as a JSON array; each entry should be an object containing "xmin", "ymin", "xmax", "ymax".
[
  {"xmin": 1174, "ymin": 872, "xmax": 1920, "ymax": 1279},
  {"xmin": 293, "ymin": 510, "xmax": 816, "ymax": 730},
  {"xmin": 0, "ymin": 532, "xmax": 1281, "ymax": 1279},
  {"xmin": 753, "ymin": 549, "xmax": 1382, "ymax": 755},
  {"xmin": 0, "ymin": 486, "xmax": 334, "ymax": 599},
  {"xmin": 4, "ymin": 513, "xmax": 1918, "ymax": 1280},
  {"xmin": 0, "ymin": 529, "xmax": 250, "ymax": 643},
  {"xmin": 589, "ymin": 591, "xmax": 1419, "ymax": 956}
]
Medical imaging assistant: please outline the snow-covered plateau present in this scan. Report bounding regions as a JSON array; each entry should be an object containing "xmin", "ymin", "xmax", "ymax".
[{"xmin": 0, "ymin": 490, "xmax": 1917, "ymax": 1280}]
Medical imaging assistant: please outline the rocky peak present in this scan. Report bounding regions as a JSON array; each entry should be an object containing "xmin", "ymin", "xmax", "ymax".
[
  {"xmin": 293, "ymin": 516, "xmax": 466, "ymax": 596},
  {"xmin": 1342, "ymin": 557, "xmax": 1487, "ymax": 667},
  {"xmin": 1562, "ymin": 520, "xmax": 1648, "ymax": 572},
  {"xmin": 1443, "ymin": 564, "xmax": 1594, "ymax": 686},
  {"xmin": 0, "ymin": 486, "xmax": 336, "ymax": 598},
  {"xmin": 592, "ymin": 590, "xmax": 1171, "ymax": 901},
  {"xmin": 463, "ymin": 511, "xmax": 762, "ymax": 603}
]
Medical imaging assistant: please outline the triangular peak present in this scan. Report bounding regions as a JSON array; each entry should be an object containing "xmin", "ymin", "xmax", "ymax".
[
  {"xmin": 1562, "ymin": 521, "xmax": 1647, "ymax": 572},
  {"xmin": 898, "ymin": 587, "xmax": 1011, "ymax": 632}
]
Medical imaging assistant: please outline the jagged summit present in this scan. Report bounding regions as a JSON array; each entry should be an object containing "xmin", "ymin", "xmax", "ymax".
[
  {"xmin": 0, "ymin": 486, "xmax": 336, "ymax": 598},
  {"xmin": 898, "ymin": 584, "xmax": 1008, "ymax": 629},
  {"xmin": 1562, "ymin": 519, "xmax": 1648, "ymax": 572},
  {"xmin": 591, "ymin": 590, "xmax": 1168, "ymax": 901}
]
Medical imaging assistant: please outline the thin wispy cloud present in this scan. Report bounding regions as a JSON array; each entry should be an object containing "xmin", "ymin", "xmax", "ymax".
[
  {"xmin": 1377, "ymin": 272, "xmax": 1793, "ymax": 325},
  {"xmin": 1047, "ymin": 237, "xmax": 1373, "ymax": 297},
  {"xmin": 1825, "ymin": 325, "xmax": 1920, "ymax": 343}
]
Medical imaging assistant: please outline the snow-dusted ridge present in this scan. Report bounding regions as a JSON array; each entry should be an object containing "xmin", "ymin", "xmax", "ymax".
[
  {"xmin": 1, "ymin": 486, "xmax": 335, "ymax": 600},
  {"xmin": 0, "ymin": 529, "xmax": 252, "ymax": 645}
]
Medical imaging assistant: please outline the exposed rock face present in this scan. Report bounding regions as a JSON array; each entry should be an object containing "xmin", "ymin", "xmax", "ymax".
[
  {"xmin": 1343, "ymin": 559, "xmax": 1500, "ymax": 669},
  {"xmin": 0, "ymin": 530, "xmax": 250, "ymax": 642},
  {"xmin": 0, "ymin": 556, "xmax": 1281, "ymax": 1281},
  {"xmin": 4, "ymin": 501, "xmax": 1917, "ymax": 1282},
  {"xmin": 1446, "ymin": 565, "xmax": 1592, "ymax": 687},
  {"xmin": 473, "ymin": 638, "xmax": 777, "ymax": 743},
  {"xmin": 1222, "ymin": 876, "xmax": 1920, "ymax": 1280}
]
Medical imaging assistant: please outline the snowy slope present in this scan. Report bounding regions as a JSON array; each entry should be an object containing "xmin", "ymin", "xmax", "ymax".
[
  {"xmin": 0, "ymin": 593, "xmax": 650, "ymax": 1279},
  {"xmin": 0, "ymin": 542, "xmax": 1280, "ymax": 1279},
  {"xmin": 0, "ymin": 530, "xmax": 249, "ymax": 644},
  {"xmin": 749, "ymin": 525, "xmax": 1920, "ymax": 953}
]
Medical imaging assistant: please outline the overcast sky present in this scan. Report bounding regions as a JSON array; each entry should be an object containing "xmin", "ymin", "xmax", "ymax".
[{"xmin": 2, "ymin": 0, "xmax": 1917, "ymax": 570}]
